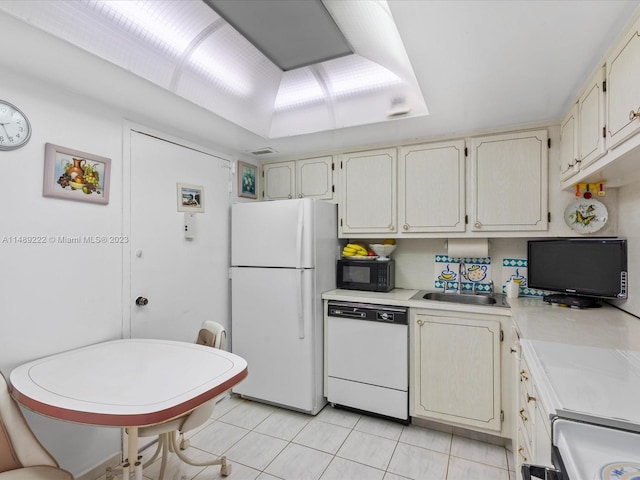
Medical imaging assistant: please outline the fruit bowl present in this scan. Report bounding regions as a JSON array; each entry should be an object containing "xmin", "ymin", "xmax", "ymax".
[{"xmin": 369, "ymin": 244, "xmax": 396, "ymax": 260}]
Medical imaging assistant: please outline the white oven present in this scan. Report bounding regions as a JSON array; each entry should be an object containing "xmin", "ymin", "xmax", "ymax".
[{"xmin": 523, "ymin": 417, "xmax": 640, "ymax": 479}]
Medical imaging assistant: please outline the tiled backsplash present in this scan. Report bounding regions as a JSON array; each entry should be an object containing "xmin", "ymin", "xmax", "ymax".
[{"xmin": 427, "ymin": 250, "xmax": 543, "ymax": 297}]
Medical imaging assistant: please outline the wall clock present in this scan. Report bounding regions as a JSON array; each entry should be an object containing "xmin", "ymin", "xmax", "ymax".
[{"xmin": 0, "ymin": 100, "xmax": 32, "ymax": 151}]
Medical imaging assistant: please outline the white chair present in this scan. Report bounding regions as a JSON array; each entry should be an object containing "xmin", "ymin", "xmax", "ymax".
[
  {"xmin": 135, "ymin": 321, "xmax": 231, "ymax": 479},
  {"xmin": 0, "ymin": 373, "xmax": 74, "ymax": 480}
]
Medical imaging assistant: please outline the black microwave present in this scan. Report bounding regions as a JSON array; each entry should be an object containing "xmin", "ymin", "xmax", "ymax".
[{"xmin": 336, "ymin": 259, "xmax": 395, "ymax": 292}]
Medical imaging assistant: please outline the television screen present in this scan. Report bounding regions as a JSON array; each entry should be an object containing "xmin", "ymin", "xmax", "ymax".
[{"xmin": 527, "ymin": 238, "xmax": 627, "ymax": 299}]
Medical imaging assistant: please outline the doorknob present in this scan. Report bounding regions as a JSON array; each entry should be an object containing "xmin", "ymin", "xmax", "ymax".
[{"xmin": 135, "ymin": 296, "xmax": 149, "ymax": 306}]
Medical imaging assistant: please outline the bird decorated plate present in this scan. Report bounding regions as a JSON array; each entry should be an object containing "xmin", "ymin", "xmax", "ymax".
[{"xmin": 564, "ymin": 198, "xmax": 608, "ymax": 233}]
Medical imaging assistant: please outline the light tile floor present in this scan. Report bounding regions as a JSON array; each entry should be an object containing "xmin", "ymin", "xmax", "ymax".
[{"xmin": 130, "ymin": 395, "xmax": 516, "ymax": 480}]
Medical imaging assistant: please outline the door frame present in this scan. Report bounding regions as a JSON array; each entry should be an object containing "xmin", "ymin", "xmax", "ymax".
[{"xmin": 121, "ymin": 121, "xmax": 233, "ymax": 339}]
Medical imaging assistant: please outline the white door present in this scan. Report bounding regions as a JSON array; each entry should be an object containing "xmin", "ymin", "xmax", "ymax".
[
  {"xmin": 126, "ymin": 128, "xmax": 231, "ymax": 340},
  {"xmin": 231, "ymin": 266, "xmax": 316, "ymax": 412}
]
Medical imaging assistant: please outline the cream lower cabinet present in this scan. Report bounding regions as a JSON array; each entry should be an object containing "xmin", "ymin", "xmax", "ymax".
[
  {"xmin": 339, "ymin": 148, "xmax": 397, "ymax": 235},
  {"xmin": 469, "ymin": 130, "xmax": 548, "ymax": 232},
  {"xmin": 514, "ymin": 340, "xmax": 552, "ymax": 479},
  {"xmin": 411, "ymin": 310, "xmax": 503, "ymax": 433},
  {"xmin": 262, "ymin": 156, "xmax": 334, "ymax": 201}
]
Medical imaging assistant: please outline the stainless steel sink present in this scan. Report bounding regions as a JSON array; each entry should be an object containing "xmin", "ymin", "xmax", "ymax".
[
  {"xmin": 423, "ymin": 292, "xmax": 496, "ymax": 305},
  {"xmin": 410, "ymin": 291, "xmax": 510, "ymax": 308}
]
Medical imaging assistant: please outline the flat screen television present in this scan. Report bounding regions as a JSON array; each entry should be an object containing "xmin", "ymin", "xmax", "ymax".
[{"xmin": 527, "ymin": 238, "xmax": 627, "ymax": 307}]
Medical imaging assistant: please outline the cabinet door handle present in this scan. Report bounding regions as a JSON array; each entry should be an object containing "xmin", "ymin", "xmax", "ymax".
[
  {"xmin": 417, "ymin": 319, "xmax": 424, "ymax": 326},
  {"xmin": 288, "ymin": 194, "xmax": 292, "ymax": 199},
  {"xmin": 527, "ymin": 394, "xmax": 537, "ymax": 403},
  {"xmin": 517, "ymin": 446, "xmax": 528, "ymax": 462},
  {"xmin": 629, "ymin": 109, "xmax": 640, "ymax": 121},
  {"xmin": 474, "ymin": 221, "xmax": 482, "ymax": 228},
  {"xmin": 519, "ymin": 369, "xmax": 528, "ymax": 381},
  {"xmin": 403, "ymin": 224, "xmax": 409, "ymax": 230},
  {"xmin": 519, "ymin": 408, "xmax": 528, "ymax": 422}
]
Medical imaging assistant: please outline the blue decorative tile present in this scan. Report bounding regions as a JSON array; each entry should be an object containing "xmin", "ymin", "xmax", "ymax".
[{"xmin": 501, "ymin": 258, "xmax": 543, "ymax": 297}]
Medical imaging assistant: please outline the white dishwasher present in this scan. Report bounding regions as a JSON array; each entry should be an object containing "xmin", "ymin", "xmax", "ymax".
[{"xmin": 326, "ymin": 300, "xmax": 408, "ymax": 422}]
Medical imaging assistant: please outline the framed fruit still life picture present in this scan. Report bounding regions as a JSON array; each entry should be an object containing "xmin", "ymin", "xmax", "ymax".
[{"xmin": 43, "ymin": 143, "xmax": 111, "ymax": 204}]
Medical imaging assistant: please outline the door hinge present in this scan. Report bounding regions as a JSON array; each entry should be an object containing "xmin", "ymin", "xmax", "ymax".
[
  {"xmin": 547, "ymin": 138, "xmax": 551, "ymax": 149},
  {"xmin": 548, "ymin": 212, "xmax": 551, "ymax": 223},
  {"xmin": 500, "ymin": 330, "xmax": 504, "ymax": 342},
  {"xmin": 262, "ymin": 170, "xmax": 264, "ymax": 177},
  {"xmin": 332, "ymin": 185, "xmax": 335, "ymax": 193},
  {"xmin": 465, "ymin": 214, "xmax": 468, "ymax": 224},
  {"xmin": 603, "ymin": 126, "xmax": 607, "ymax": 138},
  {"xmin": 340, "ymin": 218, "xmax": 343, "ymax": 226},
  {"xmin": 228, "ymin": 268, "xmax": 233, "ymax": 279},
  {"xmin": 603, "ymin": 80, "xmax": 607, "ymax": 93},
  {"xmin": 340, "ymin": 161, "xmax": 343, "ymax": 169},
  {"xmin": 464, "ymin": 147, "xmax": 468, "ymax": 157},
  {"xmin": 500, "ymin": 410, "xmax": 504, "ymax": 422},
  {"xmin": 332, "ymin": 162, "xmax": 335, "ymax": 171}
]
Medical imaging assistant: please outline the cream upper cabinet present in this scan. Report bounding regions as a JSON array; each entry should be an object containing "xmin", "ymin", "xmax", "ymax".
[
  {"xmin": 607, "ymin": 16, "xmax": 640, "ymax": 150},
  {"xmin": 578, "ymin": 66, "xmax": 606, "ymax": 169},
  {"xmin": 469, "ymin": 130, "xmax": 548, "ymax": 232},
  {"xmin": 412, "ymin": 311, "xmax": 502, "ymax": 432},
  {"xmin": 263, "ymin": 161, "xmax": 295, "ymax": 200},
  {"xmin": 263, "ymin": 156, "xmax": 334, "ymax": 201},
  {"xmin": 559, "ymin": 104, "xmax": 579, "ymax": 182},
  {"xmin": 339, "ymin": 148, "xmax": 397, "ymax": 235},
  {"xmin": 399, "ymin": 140, "xmax": 466, "ymax": 233}
]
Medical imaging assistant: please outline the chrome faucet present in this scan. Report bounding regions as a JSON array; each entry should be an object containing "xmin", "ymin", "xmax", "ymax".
[{"xmin": 457, "ymin": 262, "xmax": 466, "ymax": 294}]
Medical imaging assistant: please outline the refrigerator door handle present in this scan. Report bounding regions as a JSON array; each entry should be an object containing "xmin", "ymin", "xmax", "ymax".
[
  {"xmin": 296, "ymin": 201, "xmax": 304, "ymax": 269},
  {"xmin": 297, "ymin": 270, "xmax": 305, "ymax": 339}
]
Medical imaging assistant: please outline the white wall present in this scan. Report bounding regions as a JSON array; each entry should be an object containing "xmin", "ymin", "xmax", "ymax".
[
  {"xmin": 0, "ymin": 70, "xmax": 125, "ymax": 476},
  {"xmin": 615, "ymin": 180, "xmax": 640, "ymax": 317},
  {"xmin": 0, "ymin": 70, "xmax": 251, "ymax": 478}
]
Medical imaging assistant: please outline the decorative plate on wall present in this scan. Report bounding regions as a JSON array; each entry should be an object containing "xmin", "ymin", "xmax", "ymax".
[{"xmin": 564, "ymin": 198, "xmax": 608, "ymax": 234}]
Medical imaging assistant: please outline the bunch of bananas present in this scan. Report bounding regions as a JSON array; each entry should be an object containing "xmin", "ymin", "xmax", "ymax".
[{"xmin": 342, "ymin": 243, "xmax": 368, "ymax": 257}]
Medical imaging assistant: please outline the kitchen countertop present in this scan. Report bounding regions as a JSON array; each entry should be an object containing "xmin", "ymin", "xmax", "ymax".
[
  {"xmin": 508, "ymin": 297, "xmax": 640, "ymax": 432},
  {"xmin": 322, "ymin": 288, "xmax": 512, "ymax": 316},
  {"xmin": 322, "ymin": 289, "xmax": 640, "ymax": 432}
]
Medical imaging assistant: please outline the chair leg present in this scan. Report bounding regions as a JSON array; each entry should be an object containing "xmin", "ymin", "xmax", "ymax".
[
  {"xmin": 168, "ymin": 430, "xmax": 232, "ymax": 476},
  {"xmin": 142, "ymin": 435, "xmax": 164, "ymax": 468}
]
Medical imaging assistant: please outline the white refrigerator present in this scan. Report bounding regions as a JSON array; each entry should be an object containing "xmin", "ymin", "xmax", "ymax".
[{"xmin": 230, "ymin": 198, "xmax": 338, "ymax": 414}]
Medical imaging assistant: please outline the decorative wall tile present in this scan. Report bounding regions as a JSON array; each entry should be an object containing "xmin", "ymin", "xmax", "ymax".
[
  {"xmin": 434, "ymin": 255, "xmax": 492, "ymax": 293},
  {"xmin": 501, "ymin": 258, "xmax": 544, "ymax": 297}
]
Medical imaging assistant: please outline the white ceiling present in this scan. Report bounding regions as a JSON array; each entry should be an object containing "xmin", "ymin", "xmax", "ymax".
[{"xmin": 0, "ymin": 0, "xmax": 639, "ymax": 161}]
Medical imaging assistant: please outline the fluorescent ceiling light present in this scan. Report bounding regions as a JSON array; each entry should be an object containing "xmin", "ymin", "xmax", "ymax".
[{"xmin": 0, "ymin": 0, "xmax": 428, "ymax": 138}]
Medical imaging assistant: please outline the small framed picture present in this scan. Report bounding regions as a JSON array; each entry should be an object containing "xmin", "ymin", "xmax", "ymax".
[
  {"xmin": 43, "ymin": 143, "xmax": 111, "ymax": 204},
  {"xmin": 238, "ymin": 161, "xmax": 257, "ymax": 199},
  {"xmin": 177, "ymin": 183, "xmax": 204, "ymax": 212}
]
